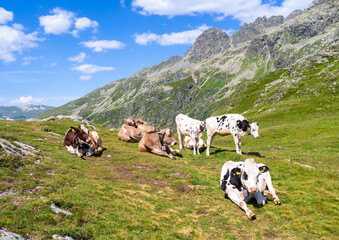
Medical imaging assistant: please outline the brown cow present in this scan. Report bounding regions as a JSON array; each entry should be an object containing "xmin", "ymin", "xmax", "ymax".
[
  {"xmin": 138, "ymin": 127, "xmax": 179, "ymax": 159},
  {"xmin": 118, "ymin": 118, "xmax": 143, "ymax": 143},
  {"xmin": 63, "ymin": 126, "xmax": 94, "ymax": 158},
  {"xmin": 136, "ymin": 117, "xmax": 155, "ymax": 133},
  {"xmin": 80, "ymin": 124, "xmax": 103, "ymax": 154}
]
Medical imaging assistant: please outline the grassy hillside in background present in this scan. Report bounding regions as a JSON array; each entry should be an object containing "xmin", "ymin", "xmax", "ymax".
[{"xmin": 1, "ymin": 96, "xmax": 338, "ymax": 239}]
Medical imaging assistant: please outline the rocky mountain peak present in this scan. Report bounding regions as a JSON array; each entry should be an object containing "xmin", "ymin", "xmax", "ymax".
[
  {"xmin": 184, "ymin": 27, "xmax": 230, "ymax": 62},
  {"xmin": 231, "ymin": 15, "xmax": 284, "ymax": 45}
]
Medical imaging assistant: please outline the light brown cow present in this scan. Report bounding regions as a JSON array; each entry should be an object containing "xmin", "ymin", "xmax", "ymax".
[
  {"xmin": 80, "ymin": 124, "xmax": 104, "ymax": 154},
  {"xmin": 136, "ymin": 117, "xmax": 155, "ymax": 133},
  {"xmin": 118, "ymin": 119, "xmax": 143, "ymax": 143},
  {"xmin": 138, "ymin": 127, "xmax": 179, "ymax": 159}
]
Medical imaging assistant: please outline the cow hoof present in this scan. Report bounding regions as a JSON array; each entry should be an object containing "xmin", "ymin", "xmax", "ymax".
[
  {"xmin": 170, "ymin": 155, "xmax": 176, "ymax": 160},
  {"xmin": 274, "ymin": 198, "xmax": 281, "ymax": 205},
  {"xmin": 247, "ymin": 211, "xmax": 256, "ymax": 220}
]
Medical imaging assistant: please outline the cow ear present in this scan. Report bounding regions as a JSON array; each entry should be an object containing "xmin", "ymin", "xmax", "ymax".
[
  {"xmin": 236, "ymin": 120, "xmax": 242, "ymax": 129},
  {"xmin": 70, "ymin": 126, "xmax": 77, "ymax": 133},
  {"xmin": 259, "ymin": 166, "xmax": 269, "ymax": 173},
  {"xmin": 157, "ymin": 131, "xmax": 164, "ymax": 137}
]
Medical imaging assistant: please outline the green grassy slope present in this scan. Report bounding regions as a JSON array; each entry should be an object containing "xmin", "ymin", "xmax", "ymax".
[{"xmin": 1, "ymin": 102, "xmax": 338, "ymax": 239}]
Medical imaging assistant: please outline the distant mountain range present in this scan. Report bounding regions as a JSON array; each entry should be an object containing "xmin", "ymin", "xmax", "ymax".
[
  {"xmin": 0, "ymin": 105, "xmax": 55, "ymax": 120},
  {"xmin": 38, "ymin": 0, "xmax": 338, "ymax": 128}
]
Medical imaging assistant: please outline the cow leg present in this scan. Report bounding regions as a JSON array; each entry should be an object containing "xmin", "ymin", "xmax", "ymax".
[
  {"xmin": 206, "ymin": 133, "xmax": 215, "ymax": 156},
  {"xmin": 227, "ymin": 190, "xmax": 255, "ymax": 220},
  {"xmin": 262, "ymin": 172, "xmax": 281, "ymax": 205},
  {"xmin": 233, "ymin": 134, "xmax": 242, "ymax": 154},
  {"xmin": 168, "ymin": 146, "xmax": 180, "ymax": 154},
  {"xmin": 190, "ymin": 134, "xmax": 198, "ymax": 155},
  {"xmin": 151, "ymin": 148, "xmax": 176, "ymax": 159},
  {"xmin": 177, "ymin": 130, "xmax": 183, "ymax": 150}
]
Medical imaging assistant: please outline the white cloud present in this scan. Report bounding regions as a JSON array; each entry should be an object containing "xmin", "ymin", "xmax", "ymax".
[
  {"xmin": 74, "ymin": 17, "xmax": 98, "ymax": 30},
  {"xmin": 39, "ymin": 8, "xmax": 74, "ymax": 35},
  {"xmin": 39, "ymin": 8, "xmax": 99, "ymax": 36},
  {"xmin": 0, "ymin": 25, "xmax": 43, "ymax": 63},
  {"xmin": 0, "ymin": 97, "xmax": 4, "ymax": 102},
  {"xmin": 72, "ymin": 64, "xmax": 115, "ymax": 74},
  {"xmin": 79, "ymin": 74, "xmax": 92, "ymax": 80},
  {"xmin": 135, "ymin": 24, "xmax": 210, "ymax": 46},
  {"xmin": 81, "ymin": 40, "xmax": 125, "ymax": 52},
  {"xmin": 68, "ymin": 52, "xmax": 86, "ymax": 62},
  {"xmin": 22, "ymin": 56, "xmax": 38, "ymax": 65},
  {"xmin": 132, "ymin": 0, "xmax": 313, "ymax": 23},
  {"xmin": 0, "ymin": 7, "xmax": 13, "ymax": 24},
  {"xmin": 10, "ymin": 96, "xmax": 44, "ymax": 105}
]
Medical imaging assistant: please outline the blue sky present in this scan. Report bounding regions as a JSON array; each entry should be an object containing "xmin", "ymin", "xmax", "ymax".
[{"xmin": 0, "ymin": 0, "xmax": 312, "ymax": 107}]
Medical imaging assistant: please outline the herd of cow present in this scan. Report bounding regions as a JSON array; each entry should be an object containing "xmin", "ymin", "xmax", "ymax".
[{"xmin": 63, "ymin": 113, "xmax": 280, "ymax": 220}]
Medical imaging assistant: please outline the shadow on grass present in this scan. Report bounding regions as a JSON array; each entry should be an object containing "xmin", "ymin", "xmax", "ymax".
[{"xmin": 210, "ymin": 147, "xmax": 264, "ymax": 158}]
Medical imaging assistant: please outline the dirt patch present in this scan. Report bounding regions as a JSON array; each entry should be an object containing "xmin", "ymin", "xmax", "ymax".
[
  {"xmin": 111, "ymin": 164, "xmax": 167, "ymax": 186},
  {"xmin": 43, "ymin": 168, "xmax": 56, "ymax": 174},
  {"xmin": 176, "ymin": 185, "xmax": 205, "ymax": 194},
  {"xmin": 197, "ymin": 210, "xmax": 208, "ymax": 215}
]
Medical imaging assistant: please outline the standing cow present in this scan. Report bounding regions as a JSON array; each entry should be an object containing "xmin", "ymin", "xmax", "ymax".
[
  {"xmin": 176, "ymin": 114, "xmax": 205, "ymax": 155},
  {"xmin": 139, "ymin": 127, "xmax": 179, "ymax": 159},
  {"xmin": 80, "ymin": 124, "xmax": 103, "ymax": 154},
  {"xmin": 205, "ymin": 114, "xmax": 259, "ymax": 155},
  {"xmin": 220, "ymin": 158, "xmax": 281, "ymax": 220},
  {"xmin": 63, "ymin": 126, "xmax": 94, "ymax": 158}
]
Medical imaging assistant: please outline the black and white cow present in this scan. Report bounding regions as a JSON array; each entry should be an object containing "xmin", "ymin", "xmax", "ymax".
[
  {"xmin": 205, "ymin": 114, "xmax": 259, "ymax": 155},
  {"xmin": 220, "ymin": 158, "xmax": 281, "ymax": 220},
  {"xmin": 176, "ymin": 114, "xmax": 205, "ymax": 155},
  {"xmin": 63, "ymin": 126, "xmax": 94, "ymax": 158}
]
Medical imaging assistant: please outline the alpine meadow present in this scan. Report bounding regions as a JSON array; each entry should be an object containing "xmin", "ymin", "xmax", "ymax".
[{"xmin": 1, "ymin": 0, "xmax": 338, "ymax": 239}]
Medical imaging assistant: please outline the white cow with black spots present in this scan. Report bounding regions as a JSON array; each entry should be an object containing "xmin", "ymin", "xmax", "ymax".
[
  {"xmin": 176, "ymin": 114, "xmax": 205, "ymax": 155},
  {"xmin": 220, "ymin": 158, "xmax": 281, "ymax": 220},
  {"xmin": 205, "ymin": 114, "xmax": 259, "ymax": 156}
]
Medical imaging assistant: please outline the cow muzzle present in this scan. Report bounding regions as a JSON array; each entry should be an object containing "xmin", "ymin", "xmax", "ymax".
[
  {"xmin": 171, "ymin": 141, "xmax": 177, "ymax": 146},
  {"xmin": 249, "ymin": 186, "xmax": 258, "ymax": 193}
]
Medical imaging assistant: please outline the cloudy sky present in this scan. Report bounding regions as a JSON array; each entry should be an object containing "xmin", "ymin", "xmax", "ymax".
[{"xmin": 0, "ymin": 0, "xmax": 312, "ymax": 107}]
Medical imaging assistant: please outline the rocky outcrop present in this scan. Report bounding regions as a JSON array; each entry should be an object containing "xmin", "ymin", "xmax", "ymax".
[
  {"xmin": 184, "ymin": 28, "xmax": 230, "ymax": 62},
  {"xmin": 231, "ymin": 15, "xmax": 284, "ymax": 45}
]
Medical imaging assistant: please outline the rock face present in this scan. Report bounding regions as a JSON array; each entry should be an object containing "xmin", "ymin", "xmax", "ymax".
[
  {"xmin": 231, "ymin": 15, "xmax": 284, "ymax": 45},
  {"xmin": 38, "ymin": 0, "xmax": 339, "ymax": 129},
  {"xmin": 185, "ymin": 28, "xmax": 231, "ymax": 62}
]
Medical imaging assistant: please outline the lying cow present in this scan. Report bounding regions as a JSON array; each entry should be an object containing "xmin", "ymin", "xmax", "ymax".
[
  {"xmin": 205, "ymin": 114, "xmax": 259, "ymax": 155},
  {"xmin": 184, "ymin": 136, "xmax": 206, "ymax": 150},
  {"xmin": 80, "ymin": 124, "xmax": 103, "ymax": 154},
  {"xmin": 139, "ymin": 127, "xmax": 179, "ymax": 159},
  {"xmin": 176, "ymin": 114, "xmax": 205, "ymax": 155},
  {"xmin": 118, "ymin": 118, "xmax": 143, "ymax": 143},
  {"xmin": 135, "ymin": 117, "xmax": 155, "ymax": 133},
  {"xmin": 63, "ymin": 126, "xmax": 94, "ymax": 158},
  {"xmin": 220, "ymin": 158, "xmax": 281, "ymax": 220}
]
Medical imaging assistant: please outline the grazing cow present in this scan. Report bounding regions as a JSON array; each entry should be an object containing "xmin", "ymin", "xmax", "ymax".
[
  {"xmin": 118, "ymin": 118, "xmax": 143, "ymax": 143},
  {"xmin": 63, "ymin": 126, "xmax": 94, "ymax": 158},
  {"xmin": 80, "ymin": 124, "xmax": 103, "ymax": 154},
  {"xmin": 176, "ymin": 114, "xmax": 206, "ymax": 155},
  {"xmin": 205, "ymin": 114, "xmax": 259, "ymax": 155},
  {"xmin": 139, "ymin": 127, "xmax": 179, "ymax": 159},
  {"xmin": 135, "ymin": 117, "xmax": 155, "ymax": 133},
  {"xmin": 184, "ymin": 136, "xmax": 206, "ymax": 150},
  {"xmin": 220, "ymin": 158, "xmax": 281, "ymax": 220}
]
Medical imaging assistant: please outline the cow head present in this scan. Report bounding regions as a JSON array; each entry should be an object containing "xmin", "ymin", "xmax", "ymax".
[
  {"xmin": 125, "ymin": 117, "xmax": 137, "ymax": 127},
  {"xmin": 158, "ymin": 127, "xmax": 177, "ymax": 146},
  {"xmin": 240, "ymin": 158, "xmax": 262, "ymax": 193},
  {"xmin": 70, "ymin": 126, "xmax": 91, "ymax": 144},
  {"xmin": 136, "ymin": 118, "xmax": 147, "ymax": 125},
  {"xmin": 249, "ymin": 122, "xmax": 259, "ymax": 138},
  {"xmin": 199, "ymin": 121, "xmax": 206, "ymax": 133}
]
